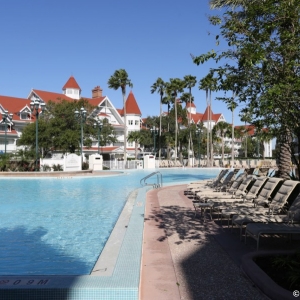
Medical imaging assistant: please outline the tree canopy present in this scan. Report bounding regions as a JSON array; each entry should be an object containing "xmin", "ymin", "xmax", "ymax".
[
  {"xmin": 17, "ymin": 99, "xmax": 116, "ymax": 157},
  {"xmin": 193, "ymin": 0, "xmax": 300, "ymax": 178}
]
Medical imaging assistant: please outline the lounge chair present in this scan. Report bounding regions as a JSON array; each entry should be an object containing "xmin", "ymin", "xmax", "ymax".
[
  {"xmin": 211, "ymin": 176, "xmax": 269, "ymax": 215},
  {"xmin": 187, "ymin": 169, "xmax": 230, "ymax": 195},
  {"xmin": 186, "ymin": 169, "xmax": 228, "ymax": 188},
  {"xmin": 193, "ymin": 174, "xmax": 255, "ymax": 220},
  {"xmin": 197, "ymin": 174, "xmax": 255, "ymax": 203},
  {"xmin": 245, "ymin": 223, "xmax": 300, "ymax": 250},
  {"xmin": 230, "ymin": 179, "xmax": 299, "ymax": 239},
  {"xmin": 194, "ymin": 172, "xmax": 247, "ymax": 200}
]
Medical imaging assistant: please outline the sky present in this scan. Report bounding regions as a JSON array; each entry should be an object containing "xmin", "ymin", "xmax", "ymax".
[{"xmin": 0, "ymin": 0, "xmax": 244, "ymax": 124}]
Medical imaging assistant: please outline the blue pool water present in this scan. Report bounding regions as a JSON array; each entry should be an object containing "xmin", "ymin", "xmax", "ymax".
[{"xmin": 0, "ymin": 168, "xmax": 219, "ymax": 276}]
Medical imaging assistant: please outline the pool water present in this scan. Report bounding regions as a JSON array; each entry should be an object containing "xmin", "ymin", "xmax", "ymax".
[{"xmin": 0, "ymin": 168, "xmax": 219, "ymax": 276}]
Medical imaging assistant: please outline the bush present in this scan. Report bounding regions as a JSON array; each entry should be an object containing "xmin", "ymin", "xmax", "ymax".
[
  {"xmin": 52, "ymin": 164, "xmax": 63, "ymax": 171},
  {"xmin": 82, "ymin": 162, "xmax": 89, "ymax": 170},
  {"xmin": 41, "ymin": 164, "xmax": 51, "ymax": 172}
]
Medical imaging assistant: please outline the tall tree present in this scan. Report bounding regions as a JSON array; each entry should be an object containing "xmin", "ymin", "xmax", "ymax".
[
  {"xmin": 108, "ymin": 69, "xmax": 133, "ymax": 162},
  {"xmin": 18, "ymin": 99, "xmax": 95, "ymax": 156},
  {"xmin": 166, "ymin": 78, "xmax": 185, "ymax": 161},
  {"xmin": 199, "ymin": 73, "xmax": 218, "ymax": 167},
  {"xmin": 183, "ymin": 75, "xmax": 197, "ymax": 166},
  {"xmin": 212, "ymin": 121, "xmax": 231, "ymax": 163},
  {"xmin": 127, "ymin": 131, "xmax": 143, "ymax": 159},
  {"xmin": 194, "ymin": 0, "xmax": 300, "ymax": 179},
  {"xmin": 151, "ymin": 78, "xmax": 166, "ymax": 161}
]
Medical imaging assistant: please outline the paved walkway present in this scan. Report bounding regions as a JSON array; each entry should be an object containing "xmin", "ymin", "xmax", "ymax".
[{"xmin": 140, "ymin": 184, "xmax": 267, "ymax": 300}]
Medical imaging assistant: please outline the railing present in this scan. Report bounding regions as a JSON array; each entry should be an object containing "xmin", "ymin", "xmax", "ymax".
[{"xmin": 140, "ymin": 171, "xmax": 162, "ymax": 189}]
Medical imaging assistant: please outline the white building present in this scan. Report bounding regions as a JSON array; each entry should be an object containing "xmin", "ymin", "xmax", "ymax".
[{"xmin": 0, "ymin": 76, "xmax": 142, "ymax": 159}]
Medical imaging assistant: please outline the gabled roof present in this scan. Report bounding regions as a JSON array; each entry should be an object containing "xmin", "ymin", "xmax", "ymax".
[
  {"xmin": 186, "ymin": 102, "xmax": 196, "ymax": 108},
  {"xmin": 119, "ymin": 91, "xmax": 141, "ymax": 116},
  {"xmin": 202, "ymin": 106, "xmax": 222, "ymax": 122},
  {"xmin": 83, "ymin": 96, "xmax": 106, "ymax": 107},
  {"xmin": 0, "ymin": 95, "xmax": 32, "ymax": 121},
  {"xmin": 62, "ymin": 76, "xmax": 81, "ymax": 90},
  {"xmin": 31, "ymin": 90, "xmax": 74, "ymax": 104},
  {"xmin": 191, "ymin": 113, "xmax": 204, "ymax": 124}
]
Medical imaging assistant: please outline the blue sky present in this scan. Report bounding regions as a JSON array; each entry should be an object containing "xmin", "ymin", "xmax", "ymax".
[{"xmin": 0, "ymin": 0, "xmax": 244, "ymax": 124}]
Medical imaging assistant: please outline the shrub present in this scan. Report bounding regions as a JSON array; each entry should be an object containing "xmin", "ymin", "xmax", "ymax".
[
  {"xmin": 41, "ymin": 164, "xmax": 51, "ymax": 172},
  {"xmin": 82, "ymin": 162, "xmax": 89, "ymax": 170},
  {"xmin": 52, "ymin": 164, "xmax": 63, "ymax": 171}
]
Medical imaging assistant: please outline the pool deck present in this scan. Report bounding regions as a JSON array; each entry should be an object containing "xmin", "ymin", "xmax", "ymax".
[{"xmin": 140, "ymin": 184, "xmax": 267, "ymax": 300}]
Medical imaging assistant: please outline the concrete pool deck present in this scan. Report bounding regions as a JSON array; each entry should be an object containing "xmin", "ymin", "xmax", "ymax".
[{"xmin": 140, "ymin": 184, "xmax": 267, "ymax": 300}]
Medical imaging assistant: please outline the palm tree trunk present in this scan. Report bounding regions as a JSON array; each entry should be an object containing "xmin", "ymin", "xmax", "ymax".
[
  {"xmin": 122, "ymin": 90, "xmax": 127, "ymax": 163},
  {"xmin": 159, "ymin": 97, "xmax": 162, "ymax": 162},
  {"xmin": 277, "ymin": 129, "xmax": 292, "ymax": 179},
  {"xmin": 210, "ymin": 90, "xmax": 213, "ymax": 167},
  {"xmin": 187, "ymin": 89, "xmax": 192, "ymax": 167},
  {"xmin": 206, "ymin": 89, "xmax": 209, "ymax": 167},
  {"xmin": 175, "ymin": 99, "xmax": 178, "ymax": 161}
]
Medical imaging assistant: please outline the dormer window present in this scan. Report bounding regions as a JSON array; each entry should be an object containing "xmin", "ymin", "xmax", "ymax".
[{"xmin": 20, "ymin": 112, "xmax": 30, "ymax": 120}]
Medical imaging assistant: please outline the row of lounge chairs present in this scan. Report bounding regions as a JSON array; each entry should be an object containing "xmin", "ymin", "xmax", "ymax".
[
  {"xmin": 159, "ymin": 160, "xmax": 182, "ymax": 168},
  {"xmin": 185, "ymin": 168, "xmax": 300, "ymax": 249}
]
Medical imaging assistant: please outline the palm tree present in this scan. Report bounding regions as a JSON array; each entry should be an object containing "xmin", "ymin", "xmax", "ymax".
[
  {"xmin": 151, "ymin": 78, "xmax": 166, "ymax": 161},
  {"xmin": 183, "ymin": 75, "xmax": 197, "ymax": 166},
  {"xmin": 212, "ymin": 121, "xmax": 231, "ymax": 163},
  {"xmin": 166, "ymin": 78, "xmax": 185, "ymax": 161},
  {"xmin": 108, "ymin": 69, "xmax": 133, "ymax": 162},
  {"xmin": 210, "ymin": 0, "xmax": 243, "ymax": 8},
  {"xmin": 227, "ymin": 94, "xmax": 238, "ymax": 167},
  {"xmin": 199, "ymin": 73, "xmax": 218, "ymax": 167},
  {"xmin": 240, "ymin": 112, "xmax": 252, "ymax": 158},
  {"xmin": 127, "ymin": 131, "xmax": 143, "ymax": 159}
]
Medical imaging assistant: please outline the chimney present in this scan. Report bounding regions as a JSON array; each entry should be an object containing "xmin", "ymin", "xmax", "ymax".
[{"xmin": 92, "ymin": 86, "xmax": 103, "ymax": 98}]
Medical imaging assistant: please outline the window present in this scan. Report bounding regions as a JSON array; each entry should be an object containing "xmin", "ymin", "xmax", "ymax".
[
  {"xmin": 135, "ymin": 120, "xmax": 139, "ymax": 125},
  {"xmin": 20, "ymin": 112, "xmax": 30, "ymax": 120},
  {"xmin": 128, "ymin": 120, "xmax": 133, "ymax": 125}
]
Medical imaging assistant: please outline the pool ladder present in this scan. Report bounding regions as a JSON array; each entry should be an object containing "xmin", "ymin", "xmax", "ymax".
[{"xmin": 140, "ymin": 171, "xmax": 163, "ymax": 189}]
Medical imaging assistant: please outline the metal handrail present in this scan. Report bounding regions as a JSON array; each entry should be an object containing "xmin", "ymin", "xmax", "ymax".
[{"xmin": 140, "ymin": 171, "xmax": 162, "ymax": 188}]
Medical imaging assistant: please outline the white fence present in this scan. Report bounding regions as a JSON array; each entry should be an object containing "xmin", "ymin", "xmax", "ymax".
[{"xmin": 40, "ymin": 154, "xmax": 82, "ymax": 172}]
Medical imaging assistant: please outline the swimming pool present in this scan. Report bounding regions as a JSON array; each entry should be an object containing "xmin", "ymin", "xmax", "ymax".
[{"xmin": 0, "ymin": 168, "xmax": 219, "ymax": 276}]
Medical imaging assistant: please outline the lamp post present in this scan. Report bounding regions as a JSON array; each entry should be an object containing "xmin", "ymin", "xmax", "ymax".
[
  {"xmin": 150, "ymin": 126, "xmax": 158, "ymax": 157},
  {"xmin": 74, "ymin": 107, "xmax": 87, "ymax": 159},
  {"xmin": 196, "ymin": 128, "xmax": 202, "ymax": 167},
  {"xmin": 93, "ymin": 120, "xmax": 103, "ymax": 154},
  {"xmin": 30, "ymin": 100, "xmax": 46, "ymax": 171},
  {"xmin": 2, "ymin": 110, "xmax": 13, "ymax": 154}
]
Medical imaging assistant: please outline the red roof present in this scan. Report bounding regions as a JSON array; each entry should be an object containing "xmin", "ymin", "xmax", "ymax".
[
  {"xmin": 202, "ymin": 106, "xmax": 221, "ymax": 122},
  {"xmin": 191, "ymin": 113, "xmax": 204, "ymax": 123},
  {"xmin": 186, "ymin": 102, "xmax": 196, "ymax": 108},
  {"xmin": 119, "ymin": 91, "xmax": 141, "ymax": 116},
  {"xmin": 33, "ymin": 90, "xmax": 74, "ymax": 104},
  {"xmin": 62, "ymin": 76, "xmax": 81, "ymax": 90},
  {"xmin": 0, "ymin": 95, "xmax": 33, "ymax": 122}
]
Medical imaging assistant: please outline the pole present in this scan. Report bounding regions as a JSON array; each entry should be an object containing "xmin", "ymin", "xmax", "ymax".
[
  {"xmin": 198, "ymin": 133, "xmax": 200, "ymax": 167},
  {"xmin": 4, "ymin": 119, "xmax": 7, "ymax": 154},
  {"xmin": 153, "ymin": 132, "xmax": 156, "ymax": 155},
  {"xmin": 81, "ymin": 121, "xmax": 83, "ymax": 157},
  {"xmin": 98, "ymin": 127, "xmax": 100, "ymax": 154},
  {"xmin": 36, "ymin": 112, "xmax": 39, "ymax": 171}
]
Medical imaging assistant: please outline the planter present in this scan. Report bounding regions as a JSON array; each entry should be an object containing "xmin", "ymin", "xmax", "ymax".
[{"xmin": 241, "ymin": 250, "xmax": 296, "ymax": 300}]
